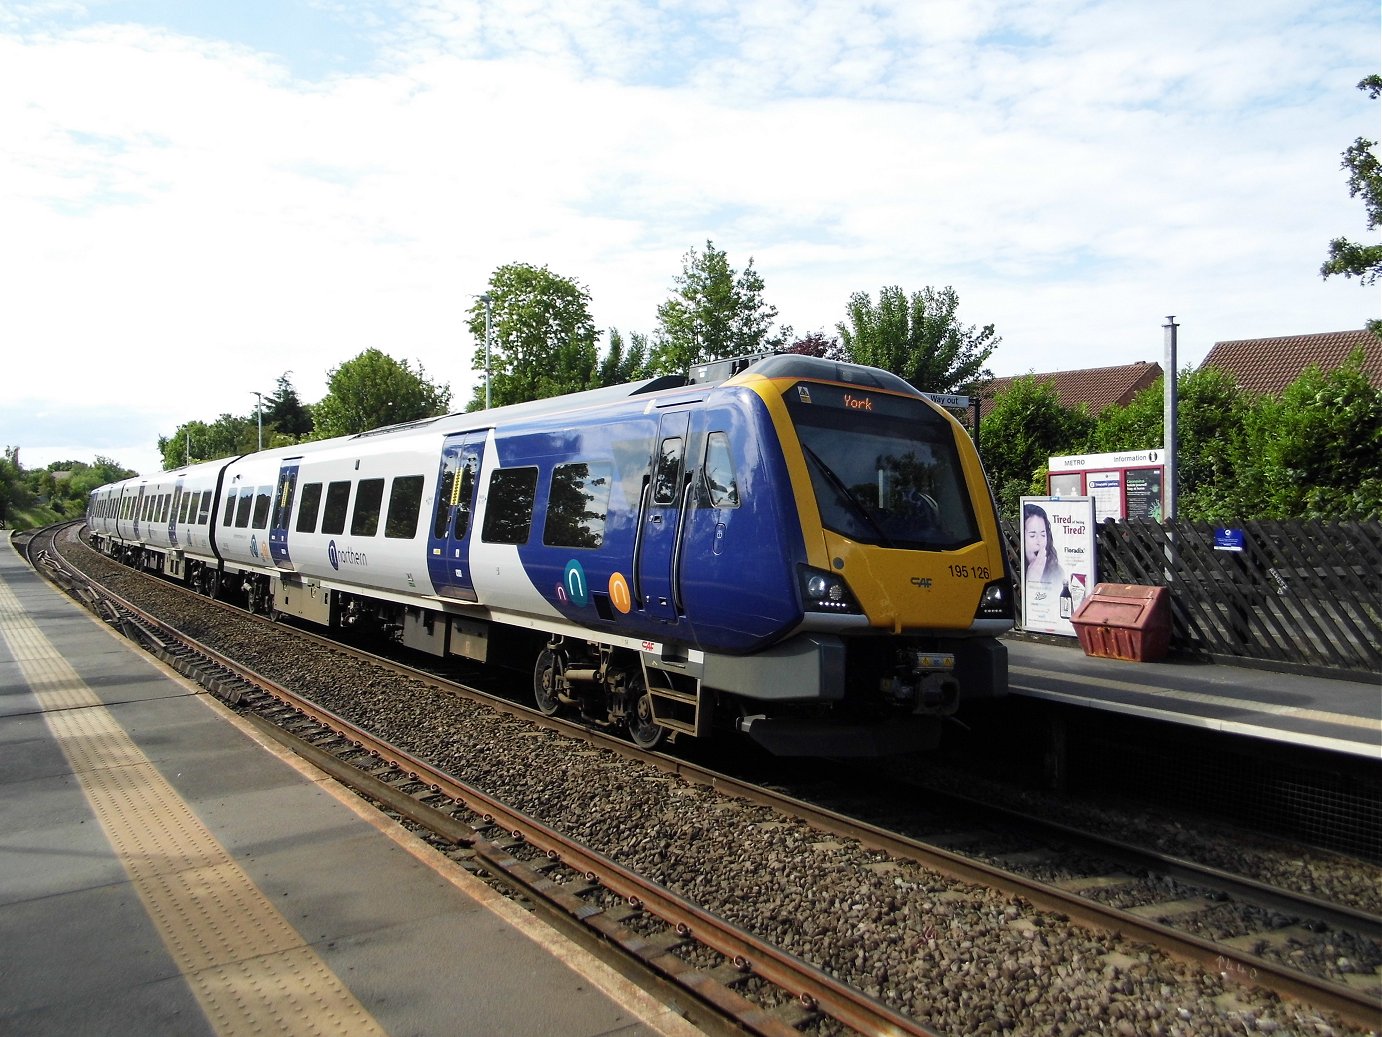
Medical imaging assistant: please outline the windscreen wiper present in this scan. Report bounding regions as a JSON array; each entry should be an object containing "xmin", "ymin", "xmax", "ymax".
[{"xmin": 801, "ymin": 444, "xmax": 896, "ymax": 548}]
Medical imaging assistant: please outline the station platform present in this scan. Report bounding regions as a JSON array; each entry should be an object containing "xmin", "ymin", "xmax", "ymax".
[
  {"xmin": 1003, "ymin": 635, "xmax": 1380, "ymax": 759},
  {"xmin": 0, "ymin": 534, "xmax": 702, "ymax": 1037}
]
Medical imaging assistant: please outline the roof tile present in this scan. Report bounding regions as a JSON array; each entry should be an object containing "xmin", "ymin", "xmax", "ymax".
[
  {"xmin": 1198, "ymin": 329, "xmax": 1382, "ymax": 397},
  {"xmin": 981, "ymin": 362, "xmax": 1162, "ymax": 416}
]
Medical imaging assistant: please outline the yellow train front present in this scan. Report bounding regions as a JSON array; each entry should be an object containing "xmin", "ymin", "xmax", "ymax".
[{"xmin": 660, "ymin": 354, "xmax": 1014, "ymax": 755}]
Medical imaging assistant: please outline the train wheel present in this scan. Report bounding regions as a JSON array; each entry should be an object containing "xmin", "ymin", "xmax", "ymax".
[
  {"xmin": 627, "ymin": 684, "xmax": 665, "ymax": 750},
  {"xmin": 533, "ymin": 650, "xmax": 562, "ymax": 716},
  {"xmin": 204, "ymin": 570, "xmax": 221, "ymax": 599}
]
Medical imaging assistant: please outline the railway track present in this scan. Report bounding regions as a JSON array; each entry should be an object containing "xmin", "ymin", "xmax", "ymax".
[
  {"xmin": 27, "ymin": 523, "xmax": 934, "ymax": 1037},
  {"xmin": 29, "ymin": 523, "xmax": 1382, "ymax": 1035}
]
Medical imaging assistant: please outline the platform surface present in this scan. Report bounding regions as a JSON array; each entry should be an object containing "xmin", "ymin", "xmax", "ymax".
[
  {"xmin": 1004, "ymin": 634, "xmax": 1380, "ymax": 758},
  {"xmin": 0, "ymin": 535, "xmax": 702, "ymax": 1037}
]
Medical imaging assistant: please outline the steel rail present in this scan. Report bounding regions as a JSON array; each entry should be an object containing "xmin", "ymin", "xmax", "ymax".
[
  {"xmin": 46, "ymin": 529, "xmax": 941, "ymax": 1037},
  {"xmin": 50, "ymin": 525, "xmax": 1382, "ymax": 1033}
]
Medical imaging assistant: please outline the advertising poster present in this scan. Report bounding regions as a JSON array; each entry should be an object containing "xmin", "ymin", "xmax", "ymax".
[
  {"xmin": 1019, "ymin": 496, "xmax": 1097, "ymax": 636},
  {"xmin": 1124, "ymin": 467, "xmax": 1164, "ymax": 520}
]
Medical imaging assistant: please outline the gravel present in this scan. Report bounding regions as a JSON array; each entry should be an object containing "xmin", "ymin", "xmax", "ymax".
[{"xmin": 65, "ymin": 533, "xmax": 1382, "ymax": 1037}]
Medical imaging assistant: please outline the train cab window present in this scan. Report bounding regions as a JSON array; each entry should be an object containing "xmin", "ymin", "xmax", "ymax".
[
  {"xmin": 234, "ymin": 488, "xmax": 254, "ymax": 528},
  {"xmin": 385, "ymin": 475, "xmax": 424, "ymax": 539},
  {"xmin": 544, "ymin": 462, "xmax": 612, "ymax": 548},
  {"xmin": 350, "ymin": 478, "xmax": 385, "ymax": 536},
  {"xmin": 481, "ymin": 467, "xmax": 538, "ymax": 545},
  {"xmin": 296, "ymin": 482, "xmax": 323, "ymax": 533},
  {"xmin": 252, "ymin": 486, "xmax": 273, "ymax": 529},
  {"xmin": 652, "ymin": 437, "xmax": 684, "ymax": 505},
  {"xmin": 703, "ymin": 433, "xmax": 740, "ymax": 508},
  {"xmin": 224, "ymin": 493, "xmax": 236, "ymax": 525},
  {"xmin": 198, "ymin": 491, "xmax": 212, "ymax": 525},
  {"xmin": 322, "ymin": 481, "xmax": 351, "ymax": 535}
]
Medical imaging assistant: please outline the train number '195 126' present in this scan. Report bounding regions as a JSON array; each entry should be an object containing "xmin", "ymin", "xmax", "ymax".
[{"xmin": 947, "ymin": 565, "xmax": 991, "ymax": 580}]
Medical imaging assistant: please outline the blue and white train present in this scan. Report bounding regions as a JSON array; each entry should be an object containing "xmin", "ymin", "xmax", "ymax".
[{"xmin": 87, "ymin": 354, "xmax": 1013, "ymax": 755}]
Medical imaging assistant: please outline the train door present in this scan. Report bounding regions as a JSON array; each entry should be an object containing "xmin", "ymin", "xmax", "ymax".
[
  {"xmin": 426, "ymin": 432, "xmax": 485, "ymax": 600},
  {"xmin": 636, "ymin": 410, "xmax": 691, "ymax": 623},
  {"xmin": 269, "ymin": 460, "xmax": 300, "ymax": 570},
  {"xmin": 168, "ymin": 480, "xmax": 184, "ymax": 547},
  {"xmin": 133, "ymin": 484, "xmax": 147, "ymax": 539}
]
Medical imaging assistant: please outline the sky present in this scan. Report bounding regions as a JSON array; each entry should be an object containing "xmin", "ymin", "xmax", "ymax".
[{"xmin": 2, "ymin": 0, "xmax": 1378, "ymax": 477}]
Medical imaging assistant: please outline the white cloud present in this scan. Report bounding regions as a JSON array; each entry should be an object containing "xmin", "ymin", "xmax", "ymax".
[{"xmin": 1, "ymin": 0, "xmax": 1376, "ymax": 475}]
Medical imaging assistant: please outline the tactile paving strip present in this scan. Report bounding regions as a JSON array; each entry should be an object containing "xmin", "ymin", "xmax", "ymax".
[{"xmin": 0, "ymin": 577, "xmax": 388, "ymax": 1037}]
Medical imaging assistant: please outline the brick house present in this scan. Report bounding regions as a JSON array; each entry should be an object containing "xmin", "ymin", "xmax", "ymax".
[
  {"xmin": 979, "ymin": 361, "xmax": 1163, "ymax": 416},
  {"xmin": 1196, "ymin": 329, "xmax": 1382, "ymax": 396}
]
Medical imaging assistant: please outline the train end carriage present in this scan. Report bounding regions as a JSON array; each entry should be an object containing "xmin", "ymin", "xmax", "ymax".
[{"xmin": 88, "ymin": 461, "xmax": 228, "ymax": 583}]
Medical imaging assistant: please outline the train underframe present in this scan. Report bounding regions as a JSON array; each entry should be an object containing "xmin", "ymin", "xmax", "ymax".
[{"xmin": 90, "ymin": 537, "xmax": 1005, "ymax": 756}]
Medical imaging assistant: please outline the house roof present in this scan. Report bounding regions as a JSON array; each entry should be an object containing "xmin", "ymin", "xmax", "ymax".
[
  {"xmin": 980, "ymin": 361, "xmax": 1162, "ymax": 416},
  {"xmin": 1198, "ymin": 329, "xmax": 1382, "ymax": 397}
]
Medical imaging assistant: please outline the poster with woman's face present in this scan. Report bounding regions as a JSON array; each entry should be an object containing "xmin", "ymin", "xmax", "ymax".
[{"xmin": 1020, "ymin": 496, "xmax": 1097, "ymax": 636}]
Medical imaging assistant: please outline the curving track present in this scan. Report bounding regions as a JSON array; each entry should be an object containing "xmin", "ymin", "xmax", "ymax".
[{"xmin": 27, "ymin": 522, "xmax": 1382, "ymax": 1037}]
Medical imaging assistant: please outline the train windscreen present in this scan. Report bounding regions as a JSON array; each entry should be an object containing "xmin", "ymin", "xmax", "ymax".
[{"xmin": 783, "ymin": 381, "xmax": 980, "ymax": 551}]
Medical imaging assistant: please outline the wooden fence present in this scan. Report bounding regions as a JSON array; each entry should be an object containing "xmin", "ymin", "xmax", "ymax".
[{"xmin": 1000, "ymin": 518, "xmax": 1382, "ymax": 679}]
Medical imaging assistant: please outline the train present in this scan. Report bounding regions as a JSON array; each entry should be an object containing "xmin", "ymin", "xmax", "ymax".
[{"xmin": 86, "ymin": 353, "xmax": 1014, "ymax": 756}]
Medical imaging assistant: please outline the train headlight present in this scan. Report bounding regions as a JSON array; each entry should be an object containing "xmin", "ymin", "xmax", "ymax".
[
  {"xmin": 799, "ymin": 566, "xmax": 861, "ymax": 614},
  {"xmin": 973, "ymin": 578, "xmax": 1014, "ymax": 620}
]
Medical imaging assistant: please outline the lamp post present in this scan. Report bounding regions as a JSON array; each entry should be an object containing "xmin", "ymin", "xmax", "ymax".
[
  {"xmin": 479, "ymin": 293, "xmax": 493, "ymax": 410},
  {"xmin": 252, "ymin": 391, "xmax": 264, "ymax": 451}
]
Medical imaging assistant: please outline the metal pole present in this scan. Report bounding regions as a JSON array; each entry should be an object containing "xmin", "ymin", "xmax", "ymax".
[
  {"xmin": 479, "ymin": 294, "xmax": 493, "ymax": 410},
  {"xmin": 1162, "ymin": 316, "xmax": 1178, "ymax": 520},
  {"xmin": 252, "ymin": 391, "xmax": 263, "ymax": 451}
]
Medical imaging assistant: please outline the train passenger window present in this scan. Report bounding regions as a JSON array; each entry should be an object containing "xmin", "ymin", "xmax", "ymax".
[
  {"xmin": 252, "ymin": 486, "xmax": 273, "ymax": 529},
  {"xmin": 544, "ymin": 462, "xmax": 612, "ymax": 549},
  {"xmin": 198, "ymin": 491, "xmax": 212, "ymax": 525},
  {"xmin": 322, "ymin": 481, "xmax": 351, "ymax": 535},
  {"xmin": 351, "ymin": 478, "xmax": 385, "ymax": 536},
  {"xmin": 272, "ymin": 474, "xmax": 297, "ymax": 530},
  {"xmin": 653, "ymin": 437, "xmax": 684, "ymax": 505},
  {"xmin": 160, "ymin": 494, "xmax": 172, "ymax": 523},
  {"xmin": 384, "ymin": 476, "xmax": 424, "ymax": 539},
  {"xmin": 703, "ymin": 433, "xmax": 740, "ymax": 508},
  {"xmin": 234, "ymin": 489, "xmax": 254, "ymax": 528},
  {"xmin": 223, "ymin": 493, "xmax": 236, "ymax": 525},
  {"xmin": 296, "ymin": 483, "xmax": 322, "ymax": 533},
  {"xmin": 179, "ymin": 492, "xmax": 192, "ymax": 525},
  {"xmin": 453, "ymin": 458, "xmax": 477, "ymax": 538},
  {"xmin": 481, "ymin": 467, "xmax": 538, "ymax": 545}
]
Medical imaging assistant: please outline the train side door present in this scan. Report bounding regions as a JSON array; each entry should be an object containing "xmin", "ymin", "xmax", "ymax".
[
  {"xmin": 426, "ymin": 432, "xmax": 485, "ymax": 600},
  {"xmin": 133, "ymin": 485, "xmax": 147, "ymax": 539},
  {"xmin": 636, "ymin": 410, "xmax": 691, "ymax": 623},
  {"xmin": 168, "ymin": 480, "xmax": 183, "ymax": 547},
  {"xmin": 269, "ymin": 460, "xmax": 301, "ymax": 570}
]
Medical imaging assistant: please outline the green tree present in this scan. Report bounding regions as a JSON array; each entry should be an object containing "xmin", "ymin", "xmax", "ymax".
[
  {"xmin": 466, "ymin": 263, "xmax": 601, "ymax": 410},
  {"xmin": 1226, "ymin": 351, "xmax": 1382, "ymax": 520},
  {"xmin": 263, "ymin": 372, "xmax": 314, "ymax": 438},
  {"xmin": 979, "ymin": 376, "xmax": 1094, "ymax": 519},
  {"xmin": 1321, "ymin": 74, "xmax": 1382, "ymax": 333},
  {"xmin": 598, "ymin": 328, "xmax": 652, "ymax": 386},
  {"xmin": 838, "ymin": 285, "xmax": 998, "ymax": 394},
  {"xmin": 651, "ymin": 241, "xmax": 780, "ymax": 374},
  {"xmin": 158, "ymin": 414, "xmax": 258, "ymax": 470},
  {"xmin": 313, "ymin": 349, "xmax": 452, "ymax": 438}
]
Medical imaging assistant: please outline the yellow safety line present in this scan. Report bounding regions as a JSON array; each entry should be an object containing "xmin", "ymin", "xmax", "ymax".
[{"xmin": 0, "ymin": 577, "xmax": 388, "ymax": 1037}]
